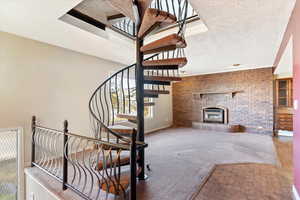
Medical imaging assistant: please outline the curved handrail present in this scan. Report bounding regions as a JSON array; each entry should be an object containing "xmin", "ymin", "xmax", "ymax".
[
  {"xmin": 89, "ymin": 0, "xmax": 190, "ymax": 145},
  {"xmin": 89, "ymin": 54, "xmax": 158, "ymax": 144}
]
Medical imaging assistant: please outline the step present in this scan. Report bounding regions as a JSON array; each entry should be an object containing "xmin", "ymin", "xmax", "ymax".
[
  {"xmin": 132, "ymin": 101, "xmax": 156, "ymax": 107},
  {"xmin": 141, "ymin": 34, "xmax": 186, "ymax": 54},
  {"xmin": 107, "ymin": 0, "xmax": 136, "ymax": 22},
  {"xmin": 101, "ymin": 167, "xmax": 142, "ymax": 195},
  {"xmin": 144, "ymin": 79, "xmax": 171, "ymax": 86},
  {"xmin": 107, "ymin": 13, "xmax": 126, "ymax": 24},
  {"xmin": 98, "ymin": 156, "xmax": 130, "ymax": 171},
  {"xmin": 108, "ymin": 125, "xmax": 134, "ymax": 135},
  {"xmin": 117, "ymin": 113, "xmax": 137, "ymax": 121},
  {"xmin": 138, "ymin": 8, "xmax": 177, "ymax": 38},
  {"xmin": 143, "ymin": 57, "xmax": 187, "ymax": 69},
  {"xmin": 144, "ymin": 89, "xmax": 170, "ymax": 95},
  {"xmin": 144, "ymin": 92, "xmax": 159, "ymax": 98},
  {"xmin": 128, "ymin": 119, "xmax": 138, "ymax": 124},
  {"xmin": 144, "ymin": 102, "xmax": 155, "ymax": 106},
  {"xmin": 143, "ymin": 65, "xmax": 179, "ymax": 70},
  {"xmin": 107, "ymin": 13, "xmax": 126, "ymax": 21},
  {"xmin": 144, "ymin": 76, "xmax": 182, "ymax": 82}
]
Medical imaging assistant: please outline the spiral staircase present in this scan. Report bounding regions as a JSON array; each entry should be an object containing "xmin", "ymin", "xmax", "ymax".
[{"xmin": 88, "ymin": 0, "xmax": 189, "ymax": 199}]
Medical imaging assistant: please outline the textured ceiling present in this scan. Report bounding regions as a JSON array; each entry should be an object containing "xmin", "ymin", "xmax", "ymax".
[
  {"xmin": 182, "ymin": 0, "xmax": 296, "ymax": 75},
  {"xmin": 0, "ymin": 0, "xmax": 296, "ymax": 74}
]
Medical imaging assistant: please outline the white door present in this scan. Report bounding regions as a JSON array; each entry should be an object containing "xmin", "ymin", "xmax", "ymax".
[{"xmin": 0, "ymin": 128, "xmax": 22, "ymax": 200}]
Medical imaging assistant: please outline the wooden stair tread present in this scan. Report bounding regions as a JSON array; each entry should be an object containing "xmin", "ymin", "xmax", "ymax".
[
  {"xmin": 101, "ymin": 167, "xmax": 142, "ymax": 195},
  {"xmin": 132, "ymin": 100, "xmax": 155, "ymax": 106},
  {"xmin": 144, "ymin": 76, "xmax": 182, "ymax": 82},
  {"xmin": 101, "ymin": 174, "xmax": 130, "ymax": 195},
  {"xmin": 107, "ymin": 13, "xmax": 126, "ymax": 22},
  {"xmin": 109, "ymin": 125, "xmax": 134, "ymax": 134},
  {"xmin": 138, "ymin": 8, "xmax": 177, "ymax": 38},
  {"xmin": 107, "ymin": 0, "xmax": 136, "ymax": 22},
  {"xmin": 98, "ymin": 156, "xmax": 130, "ymax": 170},
  {"xmin": 143, "ymin": 57, "xmax": 187, "ymax": 68},
  {"xmin": 144, "ymin": 102, "xmax": 155, "ymax": 106},
  {"xmin": 141, "ymin": 34, "xmax": 187, "ymax": 54},
  {"xmin": 117, "ymin": 113, "xmax": 137, "ymax": 121},
  {"xmin": 144, "ymin": 89, "xmax": 170, "ymax": 95}
]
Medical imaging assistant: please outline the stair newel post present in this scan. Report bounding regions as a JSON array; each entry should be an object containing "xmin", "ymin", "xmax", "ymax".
[
  {"xmin": 134, "ymin": 0, "xmax": 146, "ymax": 180},
  {"xmin": 130, "ymin": 129, "xmax": 137, "ymax": 200},
  {"xmin": 136, "ymin": 35, "xmax": 146, "ymax": 180},
  {"xmin": 31, "ymin": 116, "xmax": 36, "ymax": 167},
  {"xmin": 62, "ymin": 120, "xmax": 68, "ymax": 190}
]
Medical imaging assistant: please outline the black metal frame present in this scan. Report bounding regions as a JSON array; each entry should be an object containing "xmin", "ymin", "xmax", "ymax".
[
  {"xmin": 135, "ymin": 15, "xmax": 146, "ymax": 182},
  {"xmin": 31, "ymin": 116, "xmax": 138, "ymax": 200}
]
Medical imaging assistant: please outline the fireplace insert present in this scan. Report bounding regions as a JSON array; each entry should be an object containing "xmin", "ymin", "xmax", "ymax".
[{"xmin": 203, "ymin": 107, "xmax": 225, "ymax": 124}]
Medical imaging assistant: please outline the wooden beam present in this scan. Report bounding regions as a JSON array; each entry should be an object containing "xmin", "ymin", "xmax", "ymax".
[{"xmin": 67, "ymin": 9, "xmax": 106, "ymax": 30}]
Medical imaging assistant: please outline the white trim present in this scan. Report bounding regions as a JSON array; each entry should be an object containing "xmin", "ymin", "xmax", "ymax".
[
  {"xmin": 293, "ymin": 185, "xmax": 300, "ymax": 200},
  {"xmin": 145, "ymin": 125, "xmax": 172, "ymax": 134},
  {"xmin": 24, "ymin": 168, "xmax": 61, "ymax": 200},
  {"xmin": 0, "ymin": 127, "xmax": 24, "ymax": 200}
]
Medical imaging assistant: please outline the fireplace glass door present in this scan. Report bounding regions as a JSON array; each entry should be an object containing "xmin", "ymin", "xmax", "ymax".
[{"xmin": 203, "ymin": 108, "xmax": 225, "ymax": 124}]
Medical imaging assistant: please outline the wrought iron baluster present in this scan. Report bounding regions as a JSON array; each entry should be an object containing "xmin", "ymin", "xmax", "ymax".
[
  {"xmin": 99, "ymin": 89, "xmax": 106, "ymax": 131},
  {"xmin": 88, "ymin": 149, "xmax": 102, "ymax": 199},
  {"xmin": 31, "ymin": 116, "xmax": 36, "ymax": 166},
  {"xmin": 63, "ymin": 120, "xmax": 68, "ymax": 190},
  {"xmin": 171, "ymin": 0, "xmax": 176, "ymax": 16},
  {"xmin": 115, "ymin": 75, "xmax": 120, "ymax": 114},
  {"xmin": 121, "ymin": 71, "xmax": 126, "ymax": 114},
  {"xmin": 127, "ymin": 69, "xmax": 131, "ymax": 113},
  {"xmin": 109, "ymin": 79, "xmax": 115, "ymax": 125},
  {"xmin": 104, "ymin": 83, "xmax": 110, "ymax": 126},
  {"xmin": 165, "ymin": 0, "xmax": 170, "ymax": 13}
]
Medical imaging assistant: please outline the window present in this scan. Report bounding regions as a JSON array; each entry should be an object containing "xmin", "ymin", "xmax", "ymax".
[
  {"xmin": 110, "ymin": 77, "xmax": 153, "ymax": 123},
  {"xmin": 276, "ymin": 78, "xmax": 293, "ymax": 107}
]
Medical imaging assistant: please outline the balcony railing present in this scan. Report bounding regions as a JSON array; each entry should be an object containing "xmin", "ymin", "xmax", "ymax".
[{"xmin": 31, "ymin": 116, "xmax": 138, "ymax": 200}]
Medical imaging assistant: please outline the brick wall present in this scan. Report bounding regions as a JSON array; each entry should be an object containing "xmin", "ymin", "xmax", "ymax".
[{"xmin": 172, "ymin": 68, "xmax": 274, "ymax": 134}]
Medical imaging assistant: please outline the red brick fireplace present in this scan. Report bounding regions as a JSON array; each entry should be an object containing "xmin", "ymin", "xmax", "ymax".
[{"xmin": 172, "ymin": 67, "xmax": 274, "ymax": 134}]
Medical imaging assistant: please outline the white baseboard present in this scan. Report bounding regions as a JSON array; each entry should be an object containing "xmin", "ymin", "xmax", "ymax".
[
  {"xmin": 293, "ymin": 185, "xmax": 300, "ymax": 200},
  {"xmin": 145, "ymin": 125, "xmax": 172, "ymax": 134}
]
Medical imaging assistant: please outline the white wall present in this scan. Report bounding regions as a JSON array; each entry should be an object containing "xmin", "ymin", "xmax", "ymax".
[
  {"xmin": 274, "ymin": 36, "xmax": 293, "ymax": 78},
  {"xmin": 145, "ymin": 90, "xmax": 173, "ymax": 133},
  {"xmin": 0, "ymin": 31, "xmax": 173, "ymax": 165},
  {"xmin": 0, "ymin": 31, "xmax": 123, "ymax": 164}
]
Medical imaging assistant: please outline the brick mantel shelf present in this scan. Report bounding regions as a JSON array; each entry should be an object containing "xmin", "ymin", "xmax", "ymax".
[{"xmin": 192, "ymin": 90, "xmax": 244, "ymax": 99}]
